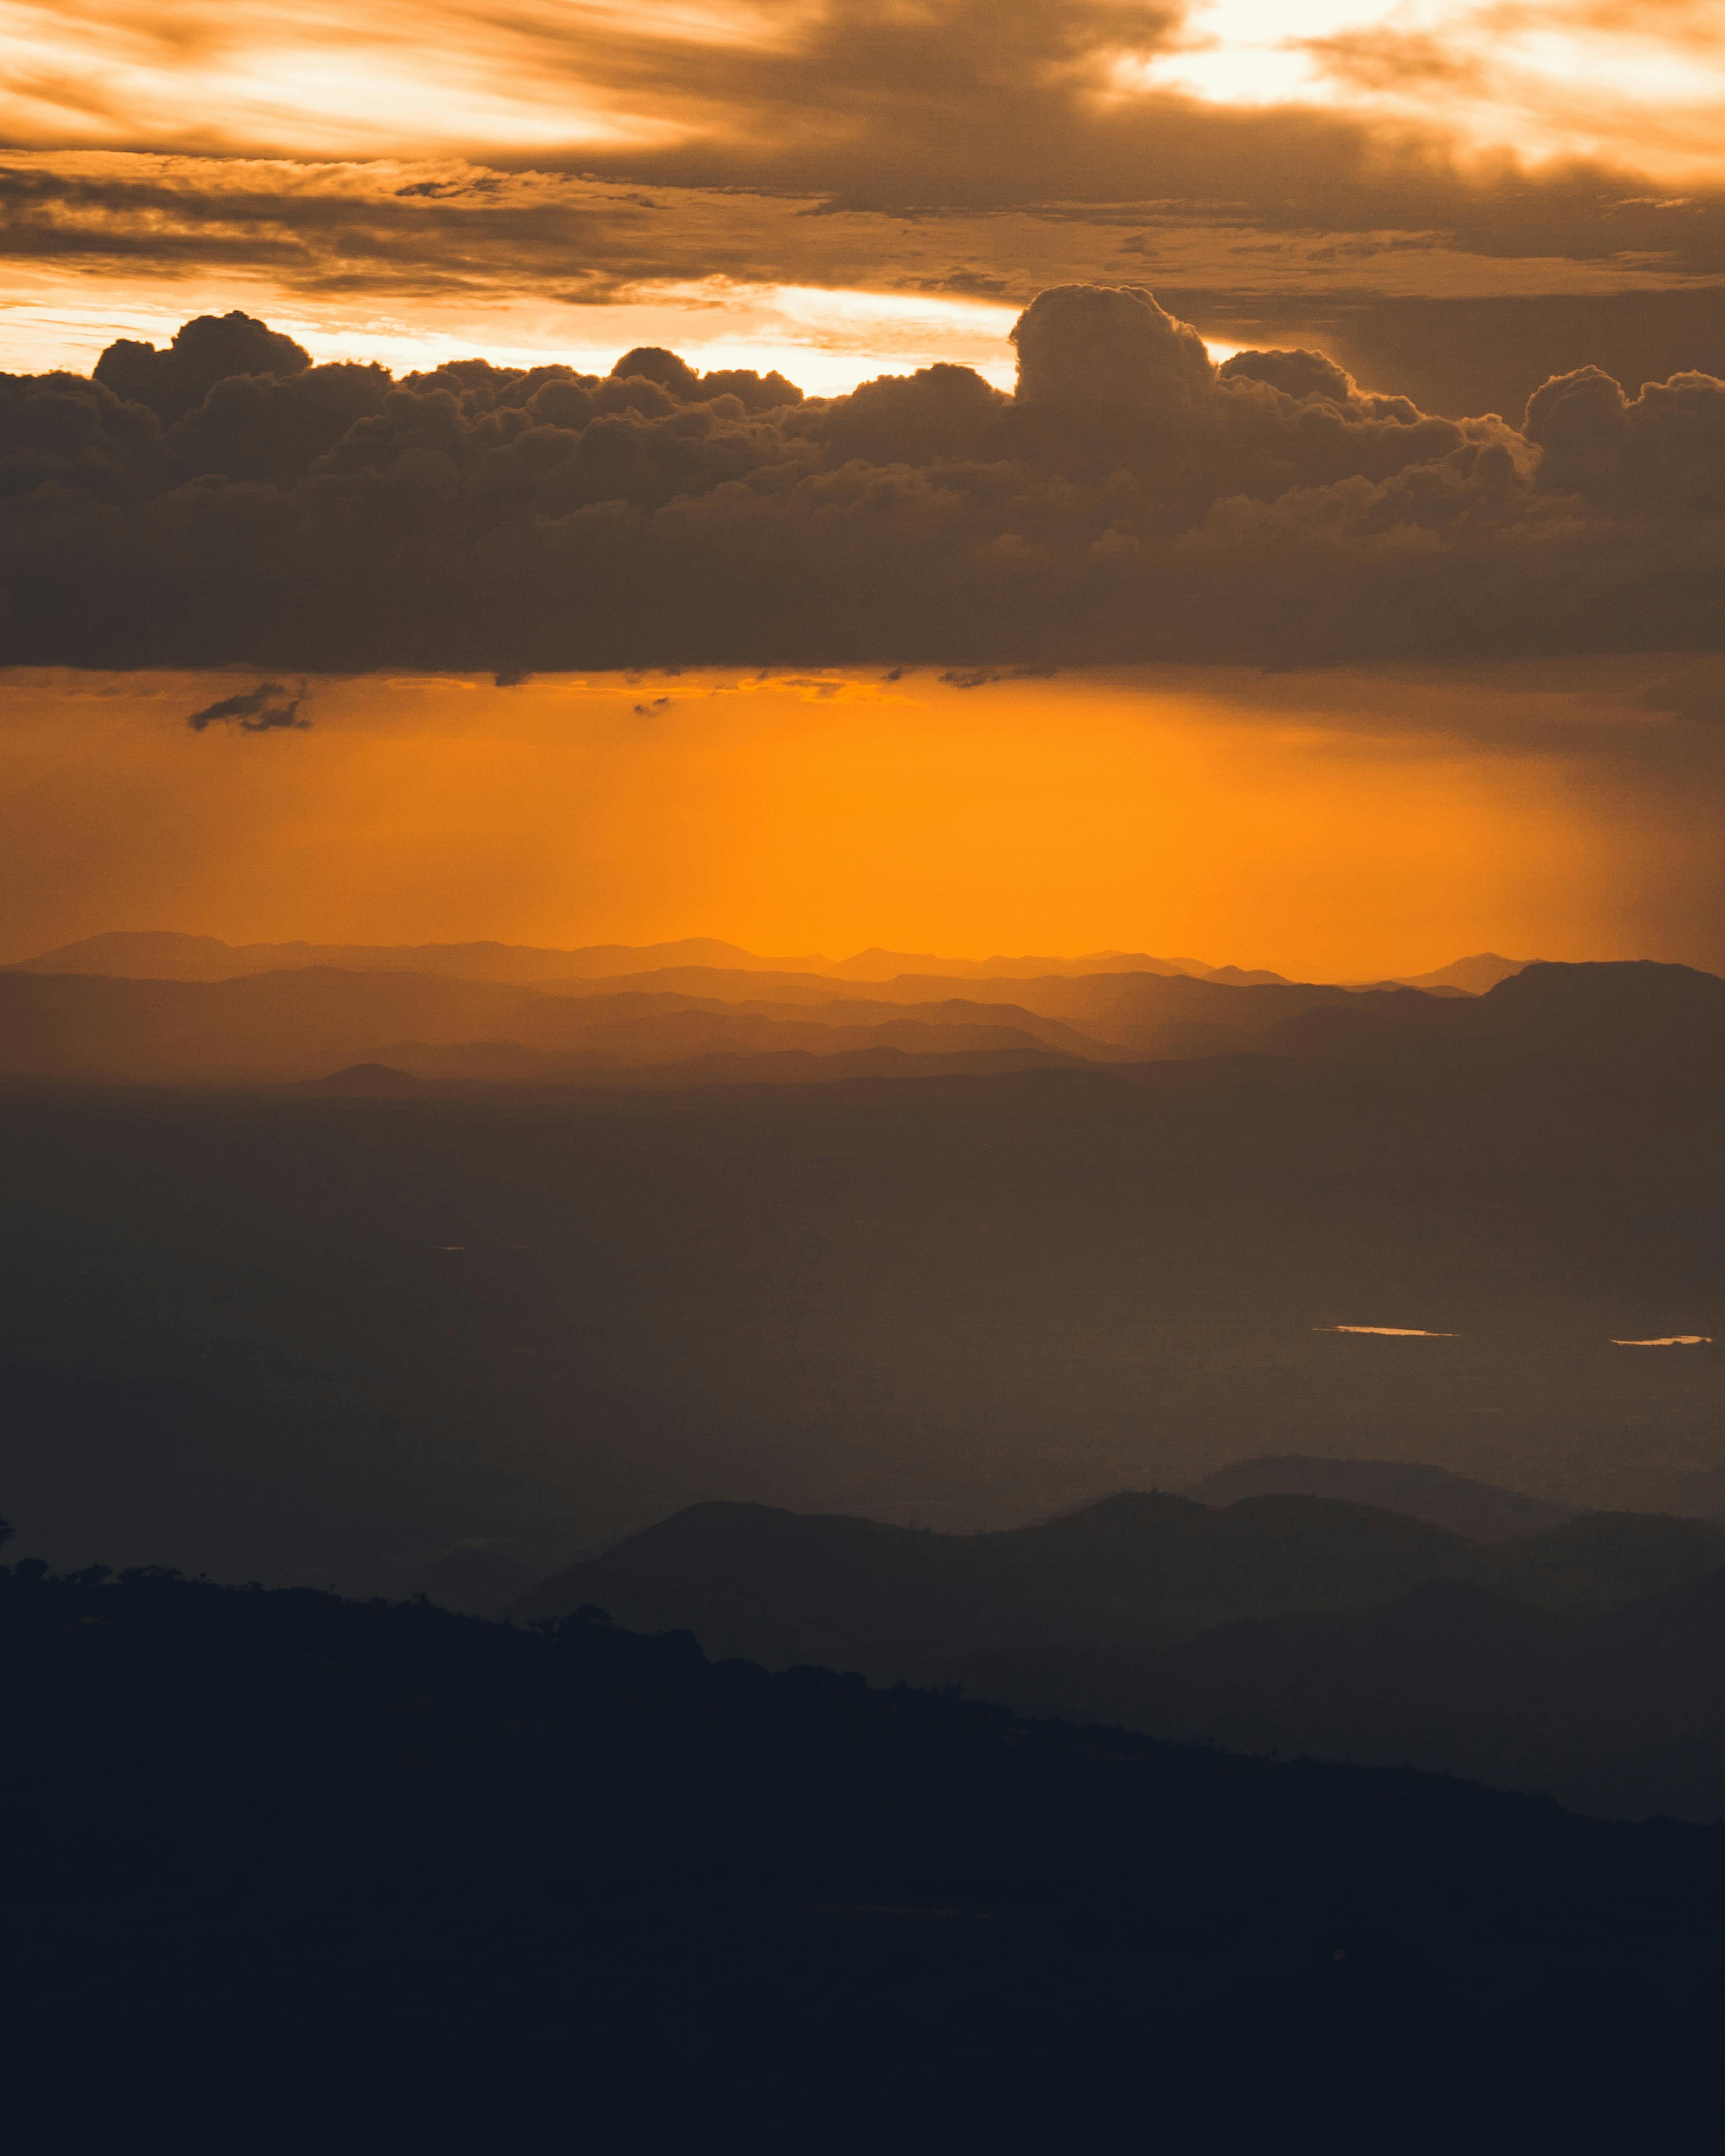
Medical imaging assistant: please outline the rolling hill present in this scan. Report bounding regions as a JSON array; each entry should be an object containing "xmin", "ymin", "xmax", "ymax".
[
  {"xmin": 984, "ymin": 1563, "xmax": 1725, "ymax": 1822},
  {"xmin": 1184, "ymin": 1456, "xmax": 1582, "ymax": 1540},
  {"xmin": 519, "ymin": 1490, "xmax": 1725, "ymax": 1653},
  {"xmin": 518, "ymin": 1490, "xmax": 1725, "ymax": 1817}
]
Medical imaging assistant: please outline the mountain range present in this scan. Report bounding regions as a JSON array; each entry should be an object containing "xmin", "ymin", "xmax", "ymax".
[
  {"xmin": 0, "ymin": 935, "xmax": 1712, "ymax": 1087},
  {"xmin": 1183, "ymin": 1455, "xmax": 1583, "ymax": 1540},
  {"xmin": 6, "ymin": 928, "xmax": 1328, "ymax": 988},
  {"xmin": 518, "ymin": 1481, "xmax": 1725, "ymax": 1820}
]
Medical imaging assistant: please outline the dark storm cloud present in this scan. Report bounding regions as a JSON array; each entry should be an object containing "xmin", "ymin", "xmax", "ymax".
[
  {"xmin": 184, "ymin": 681, "xmax": 308, "ymax": 732},
  {"xmin": 6, "ymin": 286, "xmax": 1725, "ymax": 674}
]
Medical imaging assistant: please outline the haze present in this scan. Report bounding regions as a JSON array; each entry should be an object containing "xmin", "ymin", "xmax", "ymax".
[{"xmin": 7, "ymin": 660, "xmax": 1723, "ymax": 977}]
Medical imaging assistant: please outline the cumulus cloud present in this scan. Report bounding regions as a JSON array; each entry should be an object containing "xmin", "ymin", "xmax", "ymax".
[
  {"xmin": 5, "ymin": 152, "xmax": 1723, "ymax": 426},
  {"xmin": 185, "ymin": 680, "xmax": 309, "ymax": 732},
  {"xmin": 4, "ymin": 287, "xmax": 1725, "ymax": 674},
  {"xmin": 1012, "ymin": 284, "xmax": 1213, "ymax": 407},
  {"xmin": 95, "ymin": 312, "xmax": 313, "ymax": 423}
]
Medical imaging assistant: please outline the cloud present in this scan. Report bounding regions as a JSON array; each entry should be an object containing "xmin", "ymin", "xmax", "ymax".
[
  {"xmin": 185, "ymin": 681, "xmax": 309, "ymax": 732},
  {"xmin": 5, "ymin": 145, "xmax": 1725, "ymax": 430},
  {"xmin": 5, "ymin": 286, "xmax": 1725, "ymax": 675},
  {"xmin": 939, "ymin": 667, "xmax": 1059, "ymax": 688},
  {"xmin": 95, "ymin": 312, "xmax": 313, "ymax": 423},
  {"xmin": 1012, "ymin": 283, "xmax": 1213, "ymax": 407}
]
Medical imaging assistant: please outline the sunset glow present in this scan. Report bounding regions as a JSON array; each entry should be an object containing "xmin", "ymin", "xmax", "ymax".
[
  {"xmin": 4, "ymin": 663, "xmax": 1716, "ymax": 978},
  {"xmin": 6, "ymin": 5, "xmax": 1725, "ymax": 2121}
]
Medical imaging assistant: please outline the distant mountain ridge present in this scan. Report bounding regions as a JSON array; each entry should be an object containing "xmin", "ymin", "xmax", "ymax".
[
  {"xmin": 6, "ymin": 929, "xmax": 1259, "ymax": 985},
  {"xmin": 516, "ymin": 1490, "xmax": 1479, "ymax": 1662},
  {"xmin": 3, "ymin": 929, "xmax": 824, "ymax": 983},
  {"xmin": 1391, "ymin": 952, "xmax": 1533, "ymax": 993},
  {"xmin": 992, "ymin": 1563, "xmax": 1725, "ymax": 1823},
  {"xmin": 0, "ymin": 966, "xmax": 1126, "ymax": 1083},
  {"xmin": 518, "ymin": 1487, "xmax": 1725, "ymax": 1652},
  {"xmin": 6, "ymin": 927, "xmax": 1536, "ymax": 994},
  {"xmin": 1185, "ymin": 1455, "xmax": 1582, "ymax": 1541},
  {"xmin": 1338, "ymin": 954, "xmax": 1536, "ymax": 994},
  {"xmin": 3, "ymin": 953, "xmax": 1722, "ymax": 1086}
]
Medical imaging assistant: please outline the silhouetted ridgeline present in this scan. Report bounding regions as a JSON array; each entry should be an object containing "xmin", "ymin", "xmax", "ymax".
[
  {"xmin": 3, "ymin": 1543, "xmax": 1723, "ymax": 2148},
  {"xmin": 0, "ymin": 951, "xmax": 1719, "ymax": 1086},
  {"xmin": 1184, "ymin": 1455, "xmax": 1582, "ymax": 1540},
  {"xmin": 522, "ymin": 1493, "xmax": 1725, "ymax": 1820},
  {"xmin": 6, "ymin": 929, "xmax": 1291, "ymax": 987}
]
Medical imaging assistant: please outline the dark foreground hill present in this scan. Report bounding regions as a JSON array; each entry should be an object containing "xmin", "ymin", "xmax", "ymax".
[{"xmin": 4, "ymin": 1551, "xmax": 1724, "ymax": 2151}]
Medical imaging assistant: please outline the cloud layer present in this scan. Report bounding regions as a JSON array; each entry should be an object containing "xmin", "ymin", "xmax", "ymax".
[{"xmin": 4, "ymin": 287, "xmax": 1724, "ymax": 671}]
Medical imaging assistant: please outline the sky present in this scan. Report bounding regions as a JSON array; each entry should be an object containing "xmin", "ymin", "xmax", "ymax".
[
  {"xmin": 3, "ymin": 0, "xmax": 1724, "ymax": 970},
  {"xmin": 6, "ymin": 661, "xmax": 1724, "ymax": 977},
  {"xmin": 7, "ymin": 0, "xmax": 1725, "ymax": 394}
]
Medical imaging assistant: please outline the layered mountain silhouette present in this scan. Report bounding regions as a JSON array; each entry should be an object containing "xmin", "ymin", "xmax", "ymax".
[
  {"xmin": 1184, "ymin": 1456, "xmax": 1582, "ymax": 1540},
  {"xmin": 294, "ymin": 1061, "xmax": 423, "ymax": 1095},
  {"xmin": 0, "ymin": 966, "xmax": 1124, "ymax": 1083},
  {"xmin": 992, "ymin": 1564, "xmax": 1725, "ymax": 1822},
  {"xmin": 1389, "ymin": 952, "xmax": 1533, "ymax": 993},
  {"xmin": 6, "ymin": 931, "xmax": 1542, "ymax": 996},
  {"xmin": 1, "ymin": 941, "xmax": 1714, "ymax": 1085},
  {"xmin": 519, "ymin": 1489, "xmax": 1725, "ymax": 1818},
  {"xmin": 4, "ymin": 929, "xmax": 824, "ymax": 982},
  {"xmin": 7, "ymin": 929, "xmax": 1293, "ymax": 988}
]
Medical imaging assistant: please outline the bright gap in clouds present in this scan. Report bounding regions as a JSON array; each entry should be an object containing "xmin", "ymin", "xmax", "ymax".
[
  {"xmin": 1145, "ymin": 0, "xmax": 1725, "ymax": 173},
  {"xmin": 2, "ymin": 283, "xmax": 1242, "ymax": 396}
]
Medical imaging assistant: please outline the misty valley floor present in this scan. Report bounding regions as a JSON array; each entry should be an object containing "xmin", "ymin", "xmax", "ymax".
[{"xmin": 2, "ymin": 1049, "xmax": 1721, "ymax": 1590}]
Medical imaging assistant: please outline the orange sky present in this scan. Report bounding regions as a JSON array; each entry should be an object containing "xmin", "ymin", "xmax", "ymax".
[
  {"xmin": 4, "ymin": 662, "xmax": 1718, "ymax": 978},
  {"xmin": 6, "ymin": 0, "xmax": 1725, "ymax": 389},
  {"xmin": 7, "ymin": 4, "xmax": 1725, "ymax": 975}
]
